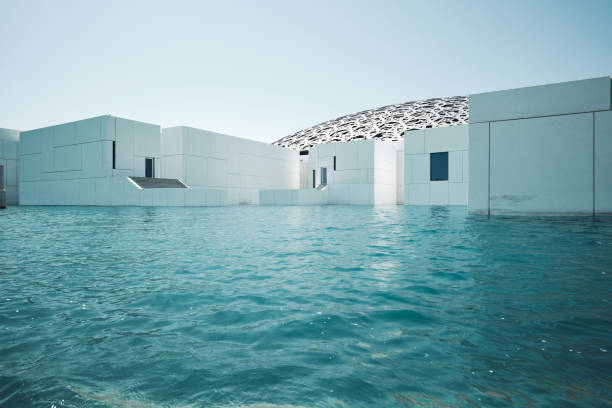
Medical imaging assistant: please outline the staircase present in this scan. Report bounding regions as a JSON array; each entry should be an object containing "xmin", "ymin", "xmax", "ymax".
[{"xmin": 128, "ymin": 177, "xmax": 187, "ymax": 189}]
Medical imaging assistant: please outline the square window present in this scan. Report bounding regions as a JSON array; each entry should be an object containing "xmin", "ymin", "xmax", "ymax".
[{"xmin": 430, "ymin": 152, "xmax": 448, "ymax": 181}]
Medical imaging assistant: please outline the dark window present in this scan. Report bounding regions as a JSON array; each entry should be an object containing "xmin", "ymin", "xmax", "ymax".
[
  {"xmin": 145, "ymin": 158, "xmax": 154, "ymax": 178},
  {"xmin": 333, "ymin": 156, "xmax": 336, "ymax": 171},
  {"xmin": 430, "ymin": 152, "xmax": 448, "ymax": 181},
  {"xmin": 299, "ymin": 150, "xmax": 309, "ymax": 156},
  {"xmin": 312, "ymin": 169, "xmax": 316, "ymax": 188},
  {"xmin": 112, "ymin": 141, "xmax": 116, "ymax": 169},
  {"xmin": 320, "ymin": 167, "xmax": 327, "ymax": 185}
]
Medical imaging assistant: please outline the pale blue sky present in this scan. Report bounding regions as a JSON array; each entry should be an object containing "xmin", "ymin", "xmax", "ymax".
[{"xmin": 1, "ymin": 0, "xmax": 611, "ymax": 143}]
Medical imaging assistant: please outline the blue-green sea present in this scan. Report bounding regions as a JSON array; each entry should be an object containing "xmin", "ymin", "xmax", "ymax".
[{"xmin": 1, "ymin": 206, "xmax": 611, "ymax": 407}]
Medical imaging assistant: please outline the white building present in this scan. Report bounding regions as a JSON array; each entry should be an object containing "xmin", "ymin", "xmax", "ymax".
[
  {"xmin": 4, "ymin": 76, "xmax": 612, "ymax": 214},
  {"xmin": 468, "ymin": 76, "xmax": 612, "ymax": 215},
  {"xmin": 403, "ymin": 125, "xmax": 469, "ymax": 206},
  {"xmin": 0, "ymin": 128, "xmax": 20, "ymax": 205}
]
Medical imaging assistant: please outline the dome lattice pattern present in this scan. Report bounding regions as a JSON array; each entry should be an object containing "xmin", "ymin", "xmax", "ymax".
[{"xmin": 274, "ymin": 96, "xmax": 468, "ymax": 150}]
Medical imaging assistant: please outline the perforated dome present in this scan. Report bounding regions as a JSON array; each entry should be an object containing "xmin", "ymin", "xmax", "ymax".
[{"xmin": 274, "ymin": 96, "xmax": 468, "ymax": 150}]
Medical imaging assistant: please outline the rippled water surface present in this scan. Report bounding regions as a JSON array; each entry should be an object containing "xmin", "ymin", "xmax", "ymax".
[{"xmin": 1, "ymin": 206, "xmax": 611, "ymax": 407}]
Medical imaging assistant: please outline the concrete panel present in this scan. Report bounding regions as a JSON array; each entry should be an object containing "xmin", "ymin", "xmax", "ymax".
[
  {"xmin": 134, "ymin": 121, "xmax": 160, "ymax": 158},
  {"xmin": 161, "ymin": 155, "xmax": 184, "ymax": 180},
  {"xmin": 53, "ymin": 123, "xmax": 77, "ymax": 146},
  {"xmin": 184, "ymin": 156, "xmax": 207, "ymax": 186},
  {"xmin": 152, "ymin": 189, "xmax": 170, "ymax": 206},
  {"xmin": 139, "ymin": 189, "xmax": 154, "ymax": 206},
  {"xmin": 185, "ymin": 188, "xmax": 207, "ymax": 206},
  {"xmin": 116, "ymin": 118, "xmax": 135, "ymax": 171},
  {"xmin": 78, "ymin": 178, "xmax": 95, "ymax": 205},
  {"xmin": 54, "ymin": 145, "xmax": 82, "ymax": 172},
  {"xmin": 317, "ymin": 142, "xmax": 335, "ymax": 158},
  {"xmin": 41, "ymin": 132, "xmax": 54, "ymax": 173},
  {"xmin": 5, "ymin": 185, "xmax": 17, "ymax": 205},
  {"xmin": 468, "ymin": 123, "xmax": 490, "ymax": 213},
  {"xmin": 404, "ymin": 130, "xmax": 425, "ymax": 154},
  {"xmin": 82, "ymin": 141, "xmax": 104, "ymax": 178},
  {"xmin": 449, "ymin": 182, "xmax": 468, "ymax": 206},
  {"xmin": 490, "ymin": 113, "xmax": 593, "ymax": 213},
  {"xmin": 4, "ymin": 140, "xmax": 18, "ymax": 159},
  {"xmin": 448, "ymin": 151, "xmax": 463, "ymax": 183},
  {"xmin": 411, "ymin": 154, "xmax": 429, "ymax": 183},
  {"xmin": 404, "ymin": 155, "xmax": 412, "ymax": 184},
  {"xmin": 470, "ymin": 77, "xmax": 611, "ymax": 123},
  {"xmin": 210, "ymin": 132, "xmax": 230, "ymax": 159},
  {"xmin": 95, "ymin": 178, "xmax": 111, "ymax": 206},
  {"xmin": 20, "ymin": 129, "xmax": 42, "ymax": 155},
  {"xmin": 166, "ymin": 190, "xmax": 185, "ymax": 206},
  {"xmin": 336, "ymin": 141, "xmax": 359, "ymax": 170},
  {"xmin": 430, "ymin": 181, "xmax": 449, "ymax": 205},
  {"xmin": 77, "ymin": 117, "xmax": 103, "ymax": 143},
  {"xmin": 426, "ymin": 125, "xmax": 468, "ymax": 153},
  {"xmin": 20, "ymin": 154, "xmax": 41, "ymax": 181},
  {"xmin": 357, "ymin": 140, "xmax": 374, "ymax": 169},
  {"xmin": 207, "ymin": 158, "xmax": 227, "ymax": 187},
  {"xmin": 595, "ymin": 111, "xmax": 612, "ymax": 213},
  {"xmin": 111, "ymin": 176, "xmax": 126, "ymax": 206},
  {"xmin": 349, "ymin": 183, "xmax": 372, "ymax": 205},
  {"xmin": 5, "ymin": 160, "xmax": 17, "ymax": 186},
  {"xmin": 161, "ymin": 127, "xmax": 184, "ymax": 156},
  {"xmin": 407, "ymin": 183, "xmax": 430, "ymax": 205},
  {"xmin": 329, "ymin": 184, "xmax": 350, "ymax": 205}
]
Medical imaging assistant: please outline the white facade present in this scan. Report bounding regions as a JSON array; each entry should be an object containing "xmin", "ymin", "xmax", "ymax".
[
  {"xmin": 403, "ymin": 125, "xmax": 469, "ymax": 206},
  {"xmin": 468, "ymin": 76, "xmax": 612, "ymax": 215},
  {"xmin": 160, "ymin": 126, "xmax": 299, "ymax": 205},
  {"xmin": 305, "ymin": 139, "xmax": 402, "ymax": 205},
  {"xmin": 0, "ymin": 128, "xmax": 20, "ymax": 205},
  {"xmin": 259, "ymin": 188, "xmax": 328, "ymax": 205},
  {"xmin": 5, "ymin": 76, "xmax": 611, "ymax": 213}
]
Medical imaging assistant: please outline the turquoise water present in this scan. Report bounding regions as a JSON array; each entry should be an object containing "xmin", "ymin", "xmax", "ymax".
[{"xmin": 1, "ymin": 206, "xmax": 611, "ymax": 408}]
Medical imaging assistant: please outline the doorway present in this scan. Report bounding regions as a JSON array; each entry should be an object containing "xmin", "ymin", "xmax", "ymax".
[{"xmin": 145, "ymin": 158, "xmax": 155, "ymax": 178}]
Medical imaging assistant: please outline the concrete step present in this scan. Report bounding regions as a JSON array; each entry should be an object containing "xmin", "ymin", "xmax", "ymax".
[{"xmin": 128, "ymin": 177, "xmax": 187, "ymax": 189}]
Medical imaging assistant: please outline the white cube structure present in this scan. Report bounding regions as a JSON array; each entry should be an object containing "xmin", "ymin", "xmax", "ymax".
[
  {"xmin": 403, "ymin": 125, "xmax": 469, "ymax": 206},
  {"xmin": 0, "ymin": 128, "xmax": 20, "ymax": 205},
  {"xmin": 305, "ymin": 139, "xmax": 403, "ymax": 205},
  {"xmin": 468, "ymin": 76, "xmax": 612, "ymax": 215},
  {"xmin": 18, "ymin": 115, "xmax": 175, "ymax": 206}
]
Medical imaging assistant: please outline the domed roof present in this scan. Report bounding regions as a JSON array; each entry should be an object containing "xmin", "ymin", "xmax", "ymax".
[{"xmin": 274, "ymin": 96, "xmax": 468, "ymax": 150}]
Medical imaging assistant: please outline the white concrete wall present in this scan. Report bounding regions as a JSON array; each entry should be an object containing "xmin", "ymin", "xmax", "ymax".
[
  {"xmin": 306, "ymin": 139, "xmax": 402, "ymax": 205},
  {"xmin": 259, "ymin": 188, "xmax": 328, "ymax": 205},
  {"xmin": 0, "ymin": 128, "xmax": 20, "ymax": 205},
  {"xmin": 404, "ymin": 125, "xmax": 469, "ymax": 206},
  {"xmin": 470, "ymin": 76, "xmax": 611, "ymax": 123},
  {"xmin": 468, "ymin": 77, "xmax": 612, "ymax": 215},
  {"xmin": 18, "ymin": 115, "xmax": 168, "ymax": 205},
  {"xmin": 161, "ymin": 126, "xmax": 299, "ymax": 204}
]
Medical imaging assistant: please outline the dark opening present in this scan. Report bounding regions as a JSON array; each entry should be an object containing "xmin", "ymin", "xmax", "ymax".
[
  {"xmin": 321, "ymin": 167, "xmax": 327, "ymax": 185},
  {"xmin": 299, "ymin": 150, "xmax": 309, "ymax": 156},
  {"xmin": 112, "ymin": 141, "xmax": 116, "ymax": 169},
  {"xmin": 430, "ymin": 152, "xmax": 448, "ymax": 181},
  {"xmin": 333, "ymin": 156, "xmax": 336, "ymax": 171},
  {"xmin": 145, "ymin": 158, "xmax": 154, "ymax": 178},
  {"xmin": 312, "ymin": 169, "xmax": 316, "ymax": 188}
]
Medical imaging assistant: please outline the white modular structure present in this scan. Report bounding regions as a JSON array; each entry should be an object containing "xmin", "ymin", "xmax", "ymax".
[
  {"xmin": 18, "ymin": 115, "xmax": 196, "ymax": 206},
  {"xmin": 0, "ymin": 128, "xmax": 20, "ymax": 205},
  {"xmin": 160, "ymin": 126, "xmax": 299, "ymax": 205},
  {"xmin": 468, "ymin": 76, "xmax": 612, "ymax": 215},
  {"xmin": 403, "ymin": 125, "xmax": 469, "ymax": 206},
  {"xmin": 305, "ymin": 139, "xmax": 403, "ymax": 205}
]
